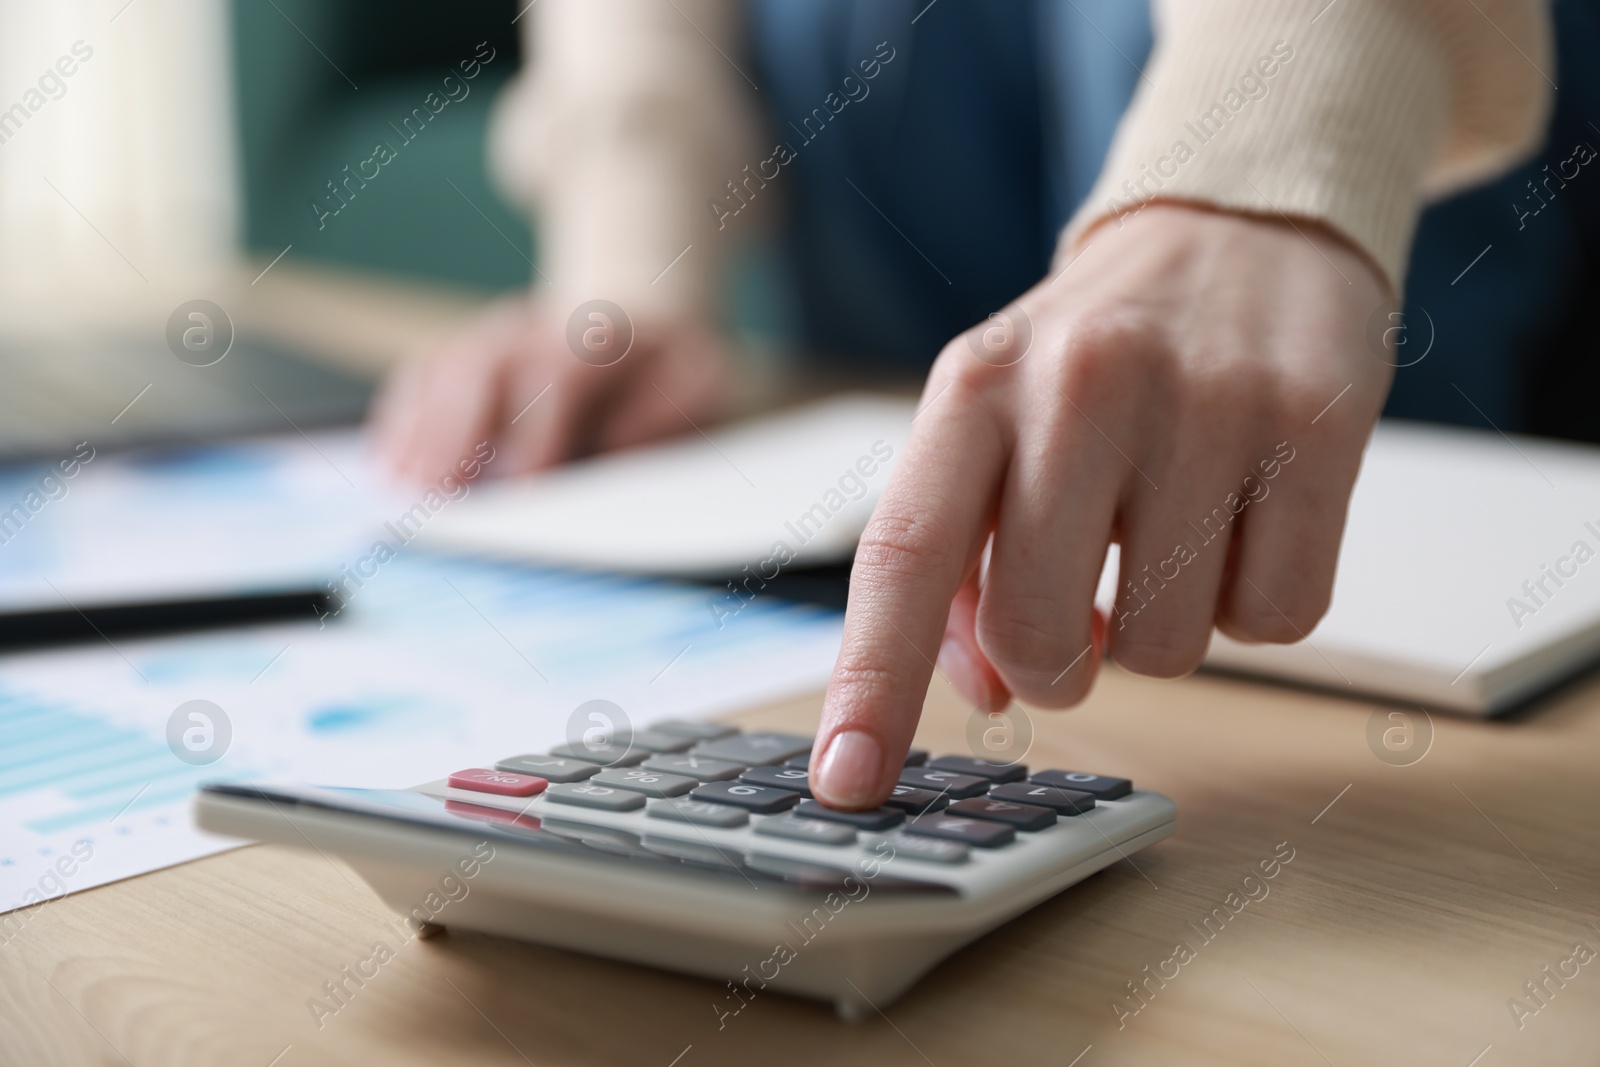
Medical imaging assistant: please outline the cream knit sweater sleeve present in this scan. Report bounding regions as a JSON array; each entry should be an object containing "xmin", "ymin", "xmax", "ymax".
[
  {"xmin": 1063, "ymin": 0, "xmax": 1554, "ymax": 290},
  {"xmin": 491, "ymin": 0, "xmax": 1553, "ymax": 316},
  {"xmin": 488, "ymin": 0, "xmax": 760, "ymax": 325}
]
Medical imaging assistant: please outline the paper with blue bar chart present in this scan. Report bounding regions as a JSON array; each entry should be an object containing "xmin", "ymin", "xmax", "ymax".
[{"xmin": 0, "ymin": 434, "xmax": 844, "ymax": 914}]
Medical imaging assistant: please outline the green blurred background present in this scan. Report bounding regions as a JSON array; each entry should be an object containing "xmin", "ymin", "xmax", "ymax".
[
  {"xmin": 231, "ymin": 0, "xmax": 792, "ymax": 345},
  {"xmin": 231, "ymin": 0, "xmax": 533, "ymax": 291}
]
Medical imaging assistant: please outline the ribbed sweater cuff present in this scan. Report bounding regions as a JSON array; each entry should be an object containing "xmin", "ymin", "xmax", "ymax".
[{"xmin": 1060, "ymin": 0, "xmax": 1454, "ymax": 293}]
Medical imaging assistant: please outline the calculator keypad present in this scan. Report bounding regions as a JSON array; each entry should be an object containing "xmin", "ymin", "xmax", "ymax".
[
  {"xmin": 896, "ymin": 767, "xmax": 989, "ymax": 799},
  {"xmin": 590, "ymin": 767, "xmax": 697, "ymax": 797},
  {"xmin": 651, "ymin": 719, "xmax": 738, "ymax": 741},
  {"xmin": 793, "ymin": 800, "xmax": 904, "ymax": 832},
  {"xmin": 689, "ymin": 732, "xmax": 813, "ymax": 766},
  {"xmin": 988, "ymin": 782, "xmax": 1095, "ymax": 815},
  {"xmin": 546, "ymin": 782, "xmax": 647, "ymax": 811},
  {"xmin": 786, "ymin": 747, "xmax": 930, "ymax": 769},
  {"xmin": 947, "ymin": 796, "xmax": 1056, "ymax": 831},
  {"xmin": 648, "ymin": 796, "xmax": 750, "ymax": 828},
  {"xmin": 1027, "ymin": 770, "xmax": 1132, "ymax": 799},
  {"xmin": 903, "ymin": 814, "xmax": 1015, "ymax": 848},
  {"xmin": 640, "ymin": 753, "xmax": 746, "ymax": 781},
  {"xmin": 619, "ymin": 729, "xmax": 697, "ymax": 754},
  {"xmin": 754, "ymin": 813, "xmax": 858, "ymax": 845},
  {"xmin": 494, "ymin": 755, "xmax": 601, "ymax": 783},
  {"xmin": 925, "ymin": 756, "xmax": 1027, "ymax": 783},
  {"xmin": 880, "ymin": 784, "xmax": 951, "ymax": 814},
  {"xmin": 448, "ymin": 768, "xmax": 548, "ymax": 797},
  {"xmin": 689, "ymin": 780, "xmax": 803, "ymax": 814},
  {"xmin": 443, "ymin": 725, "xmax": 1140, "ymax": 882},
  {"xmin": 873, "ymin": 833, "xmax": 970, "ymax": 864},
  {"xmin": 738, "ymin": 765, "xmax": 814, "ymax": 796},
  {"xmin": 550, "ymin": 741, "xmax": 649, "ymax": 767}
]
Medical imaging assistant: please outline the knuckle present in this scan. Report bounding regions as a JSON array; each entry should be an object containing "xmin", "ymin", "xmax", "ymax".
[
  {"xmin": 956, "ymin": 306, "xmax": 1034, "ymax": 368},
  {"xmin": 1110, "ymin": 622, "xmax": 1208, "ymax": 679},
  {"xmin": 975, "ymin": 594, "xmax": 1096, "ymax": 707},
  {"xmin": 1225, "ymin": 581, "xmax": 1331, "ymax": 643},
  {"xmin": 978, "ymin": 597, "xmax": 1074, "ymax": 677},
  {"xmin": 1053, "ymin": 315, "xmax": 1170, "ymax": 404},
  {"xmin": 1220, "ymin": 611, "xmax": 1298, "ymax": 644},
  {"xmin": 853, "ymin": 505, "xmax": 957, "ymax": 583},
  {"xmin": 931, "ymin": 338, "xmax": 1007, "ymax": 394},
  {"xmin": 1276, "ymin": 375, "xmax": 1357, "ymax": 432},
  {"xmin": 827, "ymin": 658, "xmax": 909, "ymax": 708},
  {"xmin": 1176, "ymin": 346, "xmax": 1274, "ymax": 427}
]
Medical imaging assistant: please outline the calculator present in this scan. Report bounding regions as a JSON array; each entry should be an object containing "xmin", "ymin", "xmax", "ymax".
[{"xmin": 194, "ymin": 721, "xmax": 1175, "ymax": 1020}]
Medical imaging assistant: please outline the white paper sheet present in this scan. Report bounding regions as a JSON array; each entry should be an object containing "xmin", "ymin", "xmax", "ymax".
[
  {"xmin": 417, "ymin": 393, "xmax": 916, "ymax": 574},
  {"xmin": 0, "ymin": 434, "xmax": 844, "ymax": 918}
]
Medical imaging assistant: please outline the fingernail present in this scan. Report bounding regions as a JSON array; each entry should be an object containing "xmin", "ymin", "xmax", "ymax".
[{"xmin": 814, "ymin": 729, "xmax": 883, "ymax": 810}]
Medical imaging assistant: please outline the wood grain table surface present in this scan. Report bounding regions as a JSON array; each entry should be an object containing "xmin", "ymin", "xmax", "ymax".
[
  {"xmin": 3, "ymin": 661, "xmax": 1597, "ymax": 1067},
  {"xmin": 2, "ymin": 262, "xmax": 1596, "ymax": 1064}
]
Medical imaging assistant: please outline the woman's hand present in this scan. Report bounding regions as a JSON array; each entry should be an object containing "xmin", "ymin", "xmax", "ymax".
[
  {"xmin": 811, "ymin": 204, "xmax": 1393, "ymax": 809},
  {"xmin": 373, "ymin": 297, "xmax": 733, "ymax": 482}
]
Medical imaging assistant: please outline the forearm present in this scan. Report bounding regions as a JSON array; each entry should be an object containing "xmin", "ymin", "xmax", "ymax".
[{"xmin": 490, "ymin": 0, "xmax": 758, "ymax": 323}]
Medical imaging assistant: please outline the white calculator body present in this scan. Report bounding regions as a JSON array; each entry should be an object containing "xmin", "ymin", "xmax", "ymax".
[{"xmin": 194, "ymin": 721, "xmax": 1175, "ymax": 1020}]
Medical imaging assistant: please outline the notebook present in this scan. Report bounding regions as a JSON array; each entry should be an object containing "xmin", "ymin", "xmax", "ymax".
[
  {"xmin": 419, "ymin": 396, "xmax": 1600, "ymax": 716},
  {"xmin": 1204, "ymin": 420, "xmax": 1600, "ymax": 714}
]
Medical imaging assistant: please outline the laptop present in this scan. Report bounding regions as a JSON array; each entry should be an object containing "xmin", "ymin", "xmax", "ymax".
[{"xmin": 0, "ymin": 335, "xmax": 371, "ymax": 463}]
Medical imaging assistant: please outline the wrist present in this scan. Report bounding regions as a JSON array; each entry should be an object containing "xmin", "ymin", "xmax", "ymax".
[{"xmin": 1061, "ymin": 0, "xmax": 1465, "ymax": 294}]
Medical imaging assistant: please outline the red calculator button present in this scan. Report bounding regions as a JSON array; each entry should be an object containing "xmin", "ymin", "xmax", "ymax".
[{"xmin": 448, "ymin": 768, "xmax": 548, "ymax": 797}]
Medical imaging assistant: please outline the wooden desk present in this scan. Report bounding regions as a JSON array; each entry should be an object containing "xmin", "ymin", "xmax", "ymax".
[{"xmin": 3, "ymin": 664, "xmax": 1597, "ymax": 1067}]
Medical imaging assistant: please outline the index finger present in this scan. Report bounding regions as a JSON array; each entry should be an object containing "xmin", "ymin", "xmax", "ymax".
[{"xmin": 811, "ymin": 382, "xmax": 1007, "ymax": 809}]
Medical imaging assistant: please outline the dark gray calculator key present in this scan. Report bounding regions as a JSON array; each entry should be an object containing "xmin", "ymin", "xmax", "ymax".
[
  {"xmin": 896, "ymin": 767, "xmax": 989, "ymax": 799},
  {"xmin": 880, "ymin": 784, "xmax": 950, "ymax": 815},
  {"xmin": 590, "ymin": 767, "xmax": 697, "ymax": 797},
  {"xmin": 988, "ymin": 782, "xmax": 1096, "ymax": 815},
  {"xmin": 948, "ymin": 796, "xmax": 1056, "ymax": 831},
  {"xmin": 689, "ymin": 732, "xmax": 813, "ymax": 766},
  {"xmin": 902, "ymin": 813, "xmax": 1015, "ymax": 848},
  {"xmin": 647, "ymin": 796, "xmax": 750, "ymax": 828},
  {"xmin": 494, "ymin": 755, "xmax": 600, "ymax": 783},
  {"xmin": 689, "ymin": 780, "xmax": 803, "ymax": 814},
  {"xmin": 545, "ymin": 782, "xmax": 648, "ymax": 812},
  {"xmin": 641, "ymin": 754, "xmax": 746, "ymax": 782},
  {"xmin": 1028, "ymin": 770, "xmax": 1132, "ymax": 799},
  {"xmin": 650, "ymin": 719, "xmax": 737, "ymax": 741},
  {"xmin": 925, "ymin": 756, "xmax": 1026, "ymax": 783},
  {"xmin": 619, "ymin": 729, "xmax": 695, "ymax": 753},
  {"xmin": 874, "ymin": 833, "xmax": 969, "ymax": 864},
  {"xmin": 786, "ymin": 747, "xmax": 928, "ymax": 770},
  {"xmin": 754, "ymin": 814, "xmax": 857, "ymax": 846},
  {"xmin": 549, "ymin": 741, "xmax": 648, "ymax": 767},
  {"xmin": 792, "ymin": 800, "xmax": 904, "ymax": 831},
  {"xmin": 738, "ymin": 765, "xmax": 813, "ymax": 796}
]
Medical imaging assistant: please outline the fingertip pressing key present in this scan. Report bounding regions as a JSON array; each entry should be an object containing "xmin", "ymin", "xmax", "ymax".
[{"xmin": 812, "ymin": 729, "xmax": 885, "ymax": 810}]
